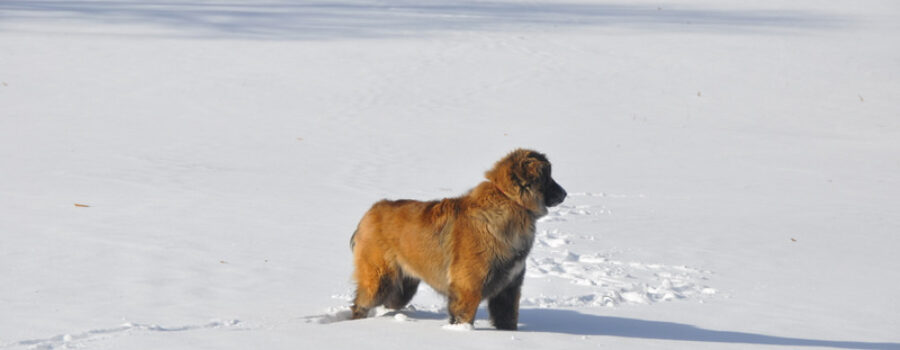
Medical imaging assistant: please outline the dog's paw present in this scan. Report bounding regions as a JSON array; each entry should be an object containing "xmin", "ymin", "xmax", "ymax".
[{"xmin": 442, "ymin": 323, "xmax": 474, "ymax": 331}]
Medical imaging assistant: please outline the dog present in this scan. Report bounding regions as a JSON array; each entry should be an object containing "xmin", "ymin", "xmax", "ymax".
[{"xmin": 348, "ymin": 149, "xmax": 566, "ymax": 330}]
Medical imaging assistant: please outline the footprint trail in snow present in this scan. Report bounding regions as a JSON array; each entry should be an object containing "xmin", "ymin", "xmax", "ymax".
[
  {"xmin": 2, "ymin": 320, "xmax": 240, "ymax": 350},
  {"xmin": 525, "ymin": 193, "xmax": 717, "ymax": 308}
]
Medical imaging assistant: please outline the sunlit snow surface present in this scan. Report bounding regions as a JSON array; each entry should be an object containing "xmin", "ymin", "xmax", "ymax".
[{"xmin": 1, "ymin": 1, "xmax": 898, "ymax": 349}]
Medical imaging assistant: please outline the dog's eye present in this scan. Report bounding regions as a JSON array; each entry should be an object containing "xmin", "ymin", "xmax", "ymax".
[{"xmin": 538, "ymin": 172, "xmax": 549, "ymax": 184}]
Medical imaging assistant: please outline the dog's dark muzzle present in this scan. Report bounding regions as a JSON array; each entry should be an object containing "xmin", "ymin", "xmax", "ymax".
[{"xmin": 545, "ymin": 180, "xmax": 567, "ymax": 207}]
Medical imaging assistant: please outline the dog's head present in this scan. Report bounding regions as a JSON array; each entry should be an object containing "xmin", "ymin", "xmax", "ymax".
[{"xmin": 486, "ymin": 149, "xmax": 567, "ymax": 216}]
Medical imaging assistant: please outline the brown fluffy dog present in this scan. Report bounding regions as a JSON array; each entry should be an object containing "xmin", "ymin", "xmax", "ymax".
[{"xmin": 349, "ymin": 149, "xmax": 566, "ymax": 330}]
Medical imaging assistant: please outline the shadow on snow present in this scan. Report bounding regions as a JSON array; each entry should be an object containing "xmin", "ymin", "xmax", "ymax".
[
  {"xmin": 318, "ymin": 307, "xmax": 896, "ymax": 349},
  {"xmin": 518, "ymin": 308, "xmax": 899, "ymax": 350},
  {"xmin": 0, "ymin": 0, "xmax": 848, "ymax": 40}
]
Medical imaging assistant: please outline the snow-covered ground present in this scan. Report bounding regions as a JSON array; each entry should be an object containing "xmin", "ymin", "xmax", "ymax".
[{"xmin": 1, "ymin": 1, "xmax": 898, "ymax": 349}]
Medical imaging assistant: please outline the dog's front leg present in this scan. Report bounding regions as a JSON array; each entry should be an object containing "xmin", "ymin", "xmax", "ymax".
[
  {"xmin": 446, "ymin": 256, "xmax": 485, "ymax": 326},
  {"xmin": 488, "ymin": 269, "xmax": 524, "ymax": 330},
  {"xmin": 447, "ymin": 282, "xmax": 482, "ymax": 325}
]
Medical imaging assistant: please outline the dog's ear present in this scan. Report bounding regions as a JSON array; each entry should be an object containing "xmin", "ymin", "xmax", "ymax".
[
  {"xmin": 510, "ymin": 155, "xmax": 543, "ymax": 190},
  {"xmin": 486, "ymin": 149, "xmax": 547, "ymax": 192}
]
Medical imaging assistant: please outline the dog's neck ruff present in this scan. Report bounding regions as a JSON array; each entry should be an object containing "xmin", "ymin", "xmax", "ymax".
[
  {"xmin": 490, "ymin": 181, "xmax": 541, "ymax": 217},
  {"xmin": 491, "ymin": 181, "xmax": 518, "ymax": 203}
]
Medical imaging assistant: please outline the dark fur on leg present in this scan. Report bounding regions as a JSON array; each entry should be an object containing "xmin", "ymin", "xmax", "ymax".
[
  {"xmin": 488, "ymin": 270, "xmax": 524, "ymax": 330},
  {"xmin": 384, "ymin": 276, "xmax": 420, "ymax": 310}
]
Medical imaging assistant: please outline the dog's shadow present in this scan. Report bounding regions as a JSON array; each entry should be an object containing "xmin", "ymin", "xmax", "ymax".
[
  {"xmin": 518, "ymin": 309, "xmax": 898, "ymax": 350},
  {"xmin": 378, "ymin": 308, "xmax": 896, "ymax": 350}
]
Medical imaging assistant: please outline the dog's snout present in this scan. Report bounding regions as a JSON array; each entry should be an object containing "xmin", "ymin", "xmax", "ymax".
[{"xmin": 546, "ymin": 181, "xmax": 567, "ymax": 207}]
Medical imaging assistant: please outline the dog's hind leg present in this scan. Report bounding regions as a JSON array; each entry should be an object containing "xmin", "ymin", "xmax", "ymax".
[
  {"xmin": 351, "ymin": 275, "xmax": 392, "ymax": 319},
  {"xmin": 383, "ymin": 275, "xmax": 420, "ymax": 310},
  {"xmin": 351, "ymin": 250, "xmax": 397, "ymax": 319}
]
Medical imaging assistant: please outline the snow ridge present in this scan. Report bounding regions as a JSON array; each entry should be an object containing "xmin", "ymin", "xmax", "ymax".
[{"xmin": 3, "ymin": 320, "xmax": 239, "ymax": 350}]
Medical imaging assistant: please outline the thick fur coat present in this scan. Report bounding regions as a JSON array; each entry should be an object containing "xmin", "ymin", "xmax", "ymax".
[{"xmin": 349, "ymin": 149, "xmax": 566, "ymax": 329}]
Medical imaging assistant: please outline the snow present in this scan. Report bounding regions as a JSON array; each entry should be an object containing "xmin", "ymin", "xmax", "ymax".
[
  {"xmin": 1, "ymin": 0, "xmax": 899, "ymax": 349},
  {"xmin": 442, "ymin": 323, "xmax": 475, "ymax": 332}
]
